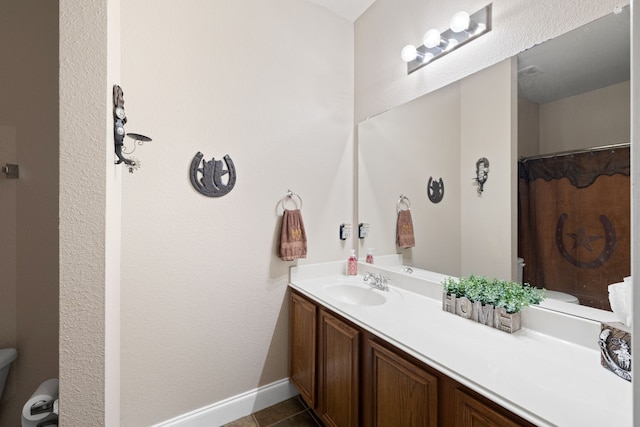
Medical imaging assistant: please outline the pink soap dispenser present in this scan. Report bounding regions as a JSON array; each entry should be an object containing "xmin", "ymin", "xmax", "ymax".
[
  {"xmin": 347, "ymin": 249, "xmax": 358, "ymax": 276},
  {"xmin": 366, "ymin": 248, "xmax": 374, "ymax": 264}
]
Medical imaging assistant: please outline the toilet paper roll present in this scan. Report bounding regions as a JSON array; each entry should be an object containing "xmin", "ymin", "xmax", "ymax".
[{"xmin": 21, "ymin": 378, "xmax": 58, "ymax": 427}]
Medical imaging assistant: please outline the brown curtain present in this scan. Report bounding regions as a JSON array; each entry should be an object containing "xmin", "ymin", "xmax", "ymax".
[{"xmin": 518, "ymin": 147, "xmax": 630, "ymax": 310}]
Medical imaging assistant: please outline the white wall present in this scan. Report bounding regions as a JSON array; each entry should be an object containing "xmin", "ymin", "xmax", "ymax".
[
  {"xmin": 119, "ymin": 1, "xmax": 354, "ymax": 425},
  {"xmin": 355, "ymin": 0, "xmax": 626, "ymax": 123},
  {"xmin": 0, "ymin": 2, "xmax": 59, "ymax": 426}
]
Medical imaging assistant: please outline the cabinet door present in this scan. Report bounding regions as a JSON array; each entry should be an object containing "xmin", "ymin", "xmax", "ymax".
[
  {"xmin": 289, "ymin": 291, "xmax": 317, "ymax": 407},
  {"xmin": 367, "ymin": 340, "xmax": 438, "ymax": 427},
  {"xmin": 319, "ymin": 309, "xmax": 360, "ymax": 427},
  {"xmin": 454, "ymin": 389, "xmax": 525, "ymax": 427}
]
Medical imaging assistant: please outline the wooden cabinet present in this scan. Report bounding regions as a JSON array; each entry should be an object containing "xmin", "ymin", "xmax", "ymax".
[
  {"xmin": 454, "ymin": 388, "xmax": 528, "ymax": 427},
  {"xmin": 289, "ymin": 290, "xmax": 360, "ymax": 426},
  {"xmin": 318, "ymin": 309, "xmax": 360, "ymax": 427},
  {"xmin": 364, "ymin": 338, "xmax": 438, "ymax": 427},
  {"xmin": 289, "ymin": 291, "xmax": 317, "ymax": 406},
  {"xmin": 289, "ymin": 289, "xmax": 535, "ymax": 427}
]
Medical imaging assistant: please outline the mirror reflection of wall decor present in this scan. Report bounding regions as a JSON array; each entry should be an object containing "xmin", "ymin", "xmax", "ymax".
[
  {"xmin": 473, "ymin": 158, "xmax": 489, "ymax": 194},
  {"xmin": 189, "ymin": 152, "xmax": 237, "ymax": 197},
  {"xmin": 427, "ymin": 177, "xmax": 444, "ymax": 203},
  {"xmin": 358, "ymin": 6, "xmax": 630, "ymax": 316}
]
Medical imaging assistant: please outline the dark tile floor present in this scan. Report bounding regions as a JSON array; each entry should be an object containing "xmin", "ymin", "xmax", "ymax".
[{"xmin": 221, "ymin": 395, "xmax": 324, "ymax": 427}]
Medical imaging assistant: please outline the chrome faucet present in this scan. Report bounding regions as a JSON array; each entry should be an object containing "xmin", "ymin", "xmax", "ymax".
[{"xmin": 363, "ymin": 272, "xmax": 389, "ymax": 291}]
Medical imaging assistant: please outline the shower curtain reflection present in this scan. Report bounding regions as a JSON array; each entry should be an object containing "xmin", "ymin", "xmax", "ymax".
[{"xmin": 518, "ymin": 147, "xmax": 631, "ymax": 310}]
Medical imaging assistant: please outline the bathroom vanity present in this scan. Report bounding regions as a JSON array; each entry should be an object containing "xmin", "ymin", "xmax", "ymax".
[
  {"xmin": 288, "ymin": 262, "xmax": 632, "ymax": 427},
  {"xmin": 291, "ymin": 289, "xmax": 534, "ymax": 426}
]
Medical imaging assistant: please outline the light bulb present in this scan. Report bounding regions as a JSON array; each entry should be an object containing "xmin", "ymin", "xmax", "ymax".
[
  {"xmin": 401, "ymin": 45, "xmax": 418, "ymax": 62},
  {"xmin": 423, "ymin": 29, "xmax": 442, "ymax": 49},
  {"xmin": 450, "ymin": 11, "xmax": 471, "ymax": 33},
  {"xmin": 423, "ymin": 52, "xmax": 435, "ymax": 63}
]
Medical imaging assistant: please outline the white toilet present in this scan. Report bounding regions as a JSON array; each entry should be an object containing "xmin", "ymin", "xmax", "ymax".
[
  {"xmin": 0, "ymin": 348, "xmax": 17, "ymax": 400},
  {"xmin": 543, "ymin": 290, "xmax": 579, "ymax": 304},
  {"xmin": 517, "ymin": 258, "xmax": 579, "ymax": 304}
]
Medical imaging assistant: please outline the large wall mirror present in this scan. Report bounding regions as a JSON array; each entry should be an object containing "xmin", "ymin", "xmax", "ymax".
[{"xmin": 358, "ymin": 6, "xmax": 630, "ymax": 316}]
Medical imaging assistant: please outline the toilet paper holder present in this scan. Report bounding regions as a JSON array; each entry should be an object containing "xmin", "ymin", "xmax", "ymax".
[
  {"xmin": 35, "ymin": 413, "xmax": 57, "ymax": 427},
  {"xmin": 29, "ymin": 398, "xmax": 58, "ymax": 427},
  {"xmin": 30, "ymin": 399, "xmax": 55, "ymax": 416}
]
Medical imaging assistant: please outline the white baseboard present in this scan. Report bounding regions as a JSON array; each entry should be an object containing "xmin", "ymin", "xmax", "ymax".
[{"xmin": 152, "ymin": 378, "xmax": 299, "ymax": 427}]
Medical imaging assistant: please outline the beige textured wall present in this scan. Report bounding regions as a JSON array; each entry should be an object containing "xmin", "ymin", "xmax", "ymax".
[
  {"xmin": 539, "ymin": 81, "xmax": 630, "ymax": 153},
  {"xmin": 517, "ymin": 96, "xmax": 540, "ymax": 158},
  {"xmin": 59, "ymin": 0, "xmax": 121, "ymax": 425},
  {"xmin": 119, "ymin": 1, "xmax": 354, "ymax": 425},
  {"xmin": 0, "ymin": 2, "xmax": 59, "ymax": 426},
  {"xmin": 519, "ymin": 81, "xmax": 629, "ymax": 159}
]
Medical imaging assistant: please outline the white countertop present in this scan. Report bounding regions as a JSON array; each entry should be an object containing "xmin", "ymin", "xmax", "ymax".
[{"xmin": 289, "ymin": 262, "xmax": 632, "ymax": 427}]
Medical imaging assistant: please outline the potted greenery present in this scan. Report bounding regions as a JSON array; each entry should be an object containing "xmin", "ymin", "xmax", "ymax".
[{"xmin": 442, "ymin": 275, "xmax": 545, "ymax": 333}]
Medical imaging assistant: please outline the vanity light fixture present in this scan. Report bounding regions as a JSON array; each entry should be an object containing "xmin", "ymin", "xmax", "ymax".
[{"xmin": 401, "ymin": 4, "xmax": 492, "ymax": 74}]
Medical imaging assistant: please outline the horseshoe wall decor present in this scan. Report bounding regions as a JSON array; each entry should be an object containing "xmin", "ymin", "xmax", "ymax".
[
  {"xmin": 190, "ymin": 152, "xmax": 237, "ymax": 197},
  {"xmin": 555, "ymin": 213, "xmax": 617, "ymax": 269},
  {"xmin": 427, "ymin": 177, "xmax": 444, "ymax": 203}
]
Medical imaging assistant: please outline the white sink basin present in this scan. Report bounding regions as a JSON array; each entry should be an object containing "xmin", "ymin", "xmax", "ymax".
[{"xmin": 324, "ymin": 284, "xmax": 387, "ymax": 306}]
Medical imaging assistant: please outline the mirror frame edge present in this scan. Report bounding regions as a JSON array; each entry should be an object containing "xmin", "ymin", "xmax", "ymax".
[{"xmin": 631, "ymin": 0, "xmax": 639, "ymax": 422}]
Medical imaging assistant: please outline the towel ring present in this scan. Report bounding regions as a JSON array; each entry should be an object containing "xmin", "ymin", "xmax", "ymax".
[
  {"xmin": 397, "ymin": 194, "xmax": 411, "ymax": 214},
  {"xmin": 277, "ymin": 189, "xmax": 303, "ymax": 214}
]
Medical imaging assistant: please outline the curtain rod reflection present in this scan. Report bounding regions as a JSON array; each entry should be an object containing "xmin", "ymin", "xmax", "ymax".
[{"xmin": 520, "ymin": 142, "xmax": 630, "ymax": 162}]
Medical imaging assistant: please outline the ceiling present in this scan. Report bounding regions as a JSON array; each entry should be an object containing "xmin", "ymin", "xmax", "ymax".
[
  {"xmin": 306, "ymin": 0, "xmax": 376, "ymax": 21},
  {"xmin": 517, "ymin": 7, "xmax": 630, "ymax": 105}
]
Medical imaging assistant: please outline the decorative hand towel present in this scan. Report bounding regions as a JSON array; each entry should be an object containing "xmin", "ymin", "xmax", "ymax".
[
  {"xmin": 396, "ymin": 209, "xmax": 415, "ymax": 249},
  {"xmin": 280, "ymin": 209, "xmax": 307, "ymax": 261}
]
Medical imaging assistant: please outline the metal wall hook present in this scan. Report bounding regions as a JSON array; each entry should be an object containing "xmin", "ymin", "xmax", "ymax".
[
  {"xmin": 1, "ymin": 164, "xmax": 19, "ymax": 179},
  {"xmin": 397, "ymin": 194, "xmax": 411, "ymax": 214},
  {"xmin": 277, "ymin": 190, "xmax": 303, "ymax": 214},
  {"xmin": 285, "ymin": 190, "xmax": 303, "ymax": 209}
]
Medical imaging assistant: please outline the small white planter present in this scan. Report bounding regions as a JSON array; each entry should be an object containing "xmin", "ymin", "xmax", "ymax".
[{"xmin": 442, "ymin": 292, "xmax": 522, "ymax": 334}]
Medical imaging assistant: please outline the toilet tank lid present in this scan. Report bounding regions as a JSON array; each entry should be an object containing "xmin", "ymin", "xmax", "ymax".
[{"xmin": 0, "ymin": 348, "xmax": 17, "ymax": 367}]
